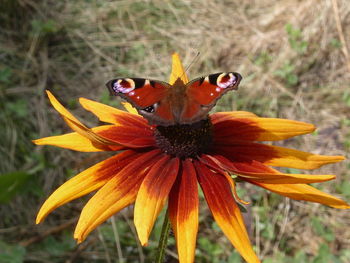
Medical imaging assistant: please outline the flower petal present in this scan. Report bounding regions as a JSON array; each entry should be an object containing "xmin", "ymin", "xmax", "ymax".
[
  {"xmin": 200, "ymin": 154, "xmax": 336, "ymax": 184},
  {"xmin": 79, "ymin": 97, "xmax": 147, "ymax": 127},
  {"xmin": 168, "ymin": 159, "xmax": 199, "ymax": 263},
  {"xmin": 213, "ymin": 117, "xmax": 315, "ymax": 141},
  {"xmin": 36, "ymin": 150, "xmax": 140, "ymax": 223},
  {"xmin": 222, "ymin": 172, "xmax": 250, "ymax": 205},
  {"xmin": 169, "ymin": 52, "xmax": 189, "ymax": 85},
  {"xmin": 97, "ymin": 125, "xmax": 156, "ymax": 148},
  {"xmin": 46, "ymin": 90, "xmax": 82, "ymax": 124},
  {"xmin": 74, "ymin": 149, "xmax": 162, "ymax": 243},
  {"xmin": 134, "ymin": 157, "xmax": 180, "ymax": 245},
  {"xmin": 121, "ymin": 101, "xmax": 139, "ymax": 115},
  {"xmin": 63, "ymin": 116, "xmax": 123, "ymax": 147},
  {"xmin": 46, "ymin": 91, "xmax": 122, "ymax": 148},
  {"xmin": 215, "ymin": 142, "xmax": 345, "ymax": 170},
  {"xmin": 248, "ymin": 181, "xmax": 350, "ymax": 209},
  {"xmin": 33, "ymin": 125, "xmax": 126, "ymax": 152},
  {"xmin": 33, "ymin": 133, "xmax": 107, "ymax": 152},
  {"xmin": 194, "ymin": 161, "xmax": 260, "ymax": 263},
  {"xmin": 34, "ymin": 123, "xmax": 155, "ymax": 150},
  {"xmin": 211, "ymin": 111, "xmax": 258, "ymax": 123}
]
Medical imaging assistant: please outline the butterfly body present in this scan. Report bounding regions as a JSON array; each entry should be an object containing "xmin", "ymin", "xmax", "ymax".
[{"xmin": 106, "ymin": 72, "xmax": 242, "ymax": 126}]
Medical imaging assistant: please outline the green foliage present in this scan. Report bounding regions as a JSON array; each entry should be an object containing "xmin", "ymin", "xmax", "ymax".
[
  {"xmin": 284, "ymin": 168, "xmax": 301, "ymax": 174},
  {"xmin": 197, "ymin": 236, "xmax": 225, "ymax": 263},
  {"xmin": 274, "ymin": 61, "xmax": 298, "ymax": 87},
  {"xmin": 254, "ymin": 52, "xmax": 273, "ymax": 70},
  {"xmin": 340, "ymin": 250, "xmax": 350, "ymax": 263},
  {"xmin": 311, "ymin": 217, "xmax": 335, "ymax": 242},
  {"xmin": 99, "ymin": 221, "xmax": 142, "ymax": 261},
  {"xmin": 293, "ymin": 250, "xmax": 308, "ymax": 263},
  {"xmin": 30, "ymin": 19, "xmax": 59, "ymax": 35},
  {"xmin": 39, "ymin": 233, "xmax": 76, "ymax": 257},
  {"xmin": 312, "ymin": 243, "xmax": 341, "ymax": 263},
  {"xmin": 343, "ymin": 120, "xmax": 350, "ymax": 151},
  {"xmin": 0, "ymin": 67, "xmax": 12, "ymax": 85},
  {"xmin": 227, "ymin": 251, "xmax": 243, "ymax": 263},
  {"xmin": 99, "ymin": 89, "xmax": 121, "ymax": 108},
  {"xmin": 255, "ymin": 206, "xmax": 275, "ymax": 240},
  {"xmin": 126, "ymin": 43, "xmax": 147, "ymax": 64},
  {"xmin": 285, "ymin": 24, "xmax": 308, "ymax": 54},
  {"xmin": 0, "ymin": 171, "xmax": 32, "ymax": 203},
  {"xmin": 335, "ymin": 180, "xmax": 350, "ymax": 199},
  {"xmin": 0, "ymin": 155, "xmax": 45, "ymax": 228},
  {"xmin": 0, "ymin": 241, "xmax": 26, "ymax": 263},
  {"xmin": 263, "ymin": 251, "xmax": 286, "ymax": 263},
  {"xmin": 26, "ymin": 231, "xmax": 76, "ymax": 262},
  {"xmin": 342, "ymin": 90, "xmax": 350, "ymax": 107},
  {"xmin": 330, "ymin": 38, "xmax": 342, "ymax": 49},
  {"xmin": 0, "ymin": 90, "xmax": 47, "ymax": 199},
  {"xmin": 4, "ymin": 99, "xmax": 29, "ymax": 119}
]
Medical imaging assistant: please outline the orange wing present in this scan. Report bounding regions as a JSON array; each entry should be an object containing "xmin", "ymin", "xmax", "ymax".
[
  {"xmin": 182, "ymin": 72, "xmax": 242, "ymax": 122},
  {"xmin": 106, "ymin": 78, "xmax": 174, "ymax": 125}
]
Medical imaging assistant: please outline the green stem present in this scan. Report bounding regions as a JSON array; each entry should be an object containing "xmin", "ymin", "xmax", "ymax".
[{"xmin": 155, "ymin": 212, "xmax": 171, "ymax": 263}]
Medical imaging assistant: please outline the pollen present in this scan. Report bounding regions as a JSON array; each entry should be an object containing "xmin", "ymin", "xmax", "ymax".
[{"xmin": 154, "ymin": 118, "xmax": 213, "ymax": 159}]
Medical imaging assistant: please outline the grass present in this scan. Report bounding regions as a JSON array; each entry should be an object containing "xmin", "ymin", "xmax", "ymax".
[{"xmin": 1, "ymin": 0, "xmax": 350, "ymax": 262}]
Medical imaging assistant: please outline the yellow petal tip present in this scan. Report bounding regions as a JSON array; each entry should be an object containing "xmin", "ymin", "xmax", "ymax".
[
  {"xmin": 136, "ymin": 233, "xmax": 149, "ymax": 247},
  {"xmin": 78, "ymin": 97, "xmax": 87, "ymax": 104},
  {"xmin": 121, "ymin": 101, "xmax": 139, "ymax": 115},
  {"xmin": 36, "ymin": 209, "xmax": 48, "ymax": 224},
  {"xmin": 337, "ymin": 204, "xmax": 350, "ymax": 209},
  {"xmin": 74, "ymin": 233, "xmax": 85, "ymax": 244},
  {"xmin": 337, "ymin": 155, "xmax": 346, "ymax": 161},
  {"xmin": 36, "ymin": 210, "xmax": 47, "ymax": 224},
  {"xmin": 170, "ymin": 52, "xmax": 188, "ymax": 84},
  {"xmin": 32, "ymin": 138, "xmax": 48, "ymax": 145},
  {"xmin": 46, "ymin": 90, "xmax": 55, "ymax": 101}
]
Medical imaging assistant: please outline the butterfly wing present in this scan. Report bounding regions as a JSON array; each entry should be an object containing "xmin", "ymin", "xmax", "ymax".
[
  {"xmin": 182, "ymin": 72, "xmax": 242, "ymax": 122},
  {"xmin": 106, "ymin": 78, "xmax": 174, "ymax": 125},
  {"xmin": 106, "ymin": 73, "xmax": 242, "ymax": 126}
]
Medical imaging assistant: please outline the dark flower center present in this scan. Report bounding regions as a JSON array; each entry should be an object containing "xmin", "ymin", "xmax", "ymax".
[{"xmin": 154, "ymin": 118, "xmax": 213, "ymax": 159}]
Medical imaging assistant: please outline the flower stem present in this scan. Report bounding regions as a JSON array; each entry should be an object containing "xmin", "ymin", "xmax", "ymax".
[{"xmin": 155, "ymin": 212, "xmax": 171, "ymax": 263}]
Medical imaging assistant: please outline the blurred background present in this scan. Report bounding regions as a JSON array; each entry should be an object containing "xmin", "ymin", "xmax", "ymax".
[{"xmin": 1, "ymin": 0, "xmax": 350, "ymax": 262}]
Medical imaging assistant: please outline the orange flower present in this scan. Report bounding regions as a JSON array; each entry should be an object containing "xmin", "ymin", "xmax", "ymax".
[{"xmin": 34, "ymin": 53, "xmax": 349, "ymax": 263}]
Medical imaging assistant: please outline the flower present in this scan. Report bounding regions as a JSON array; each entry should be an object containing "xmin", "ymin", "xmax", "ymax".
[{"xmin": 34, "ymin": 53, "xmax": 349, "ymax": 263}]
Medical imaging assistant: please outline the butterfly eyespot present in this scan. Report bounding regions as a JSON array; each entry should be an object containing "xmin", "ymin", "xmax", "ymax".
[
  {"xmin": 113, "ymin": 79, "xmax": 135, "ymax": 94},
  {"xmin": 217, "ymin": 73, "xmax": 237, "ymax": 89},
  {"xmin": 142, "ymin": 105, "xmax": 155, "ymax": 113}
]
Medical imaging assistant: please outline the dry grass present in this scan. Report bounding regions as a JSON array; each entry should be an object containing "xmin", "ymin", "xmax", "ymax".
[{"xmin": 1, "ymin": 0, "xmax": 349, "ymax": 262}]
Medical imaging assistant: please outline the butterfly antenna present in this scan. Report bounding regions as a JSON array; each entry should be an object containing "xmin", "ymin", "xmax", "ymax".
[{"xmin": 180, "ymin": 52, "xmax": 200, "ymax": 80}]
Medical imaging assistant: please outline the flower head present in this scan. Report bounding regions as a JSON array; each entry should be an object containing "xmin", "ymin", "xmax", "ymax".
[{"xmin": 34, "ymin": 53, "xmax": 349, "ymax": 263}]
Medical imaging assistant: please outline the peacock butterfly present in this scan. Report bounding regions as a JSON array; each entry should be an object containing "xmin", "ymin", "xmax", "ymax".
[{"xmin": 106, "ymin": 72, "xmax": 242, "ymax": 126}]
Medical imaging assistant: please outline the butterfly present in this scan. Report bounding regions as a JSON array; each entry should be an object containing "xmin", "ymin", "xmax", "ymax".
[{"xmin": 106, "ymin": 72, "xmax": 242, "ymax": 126}]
